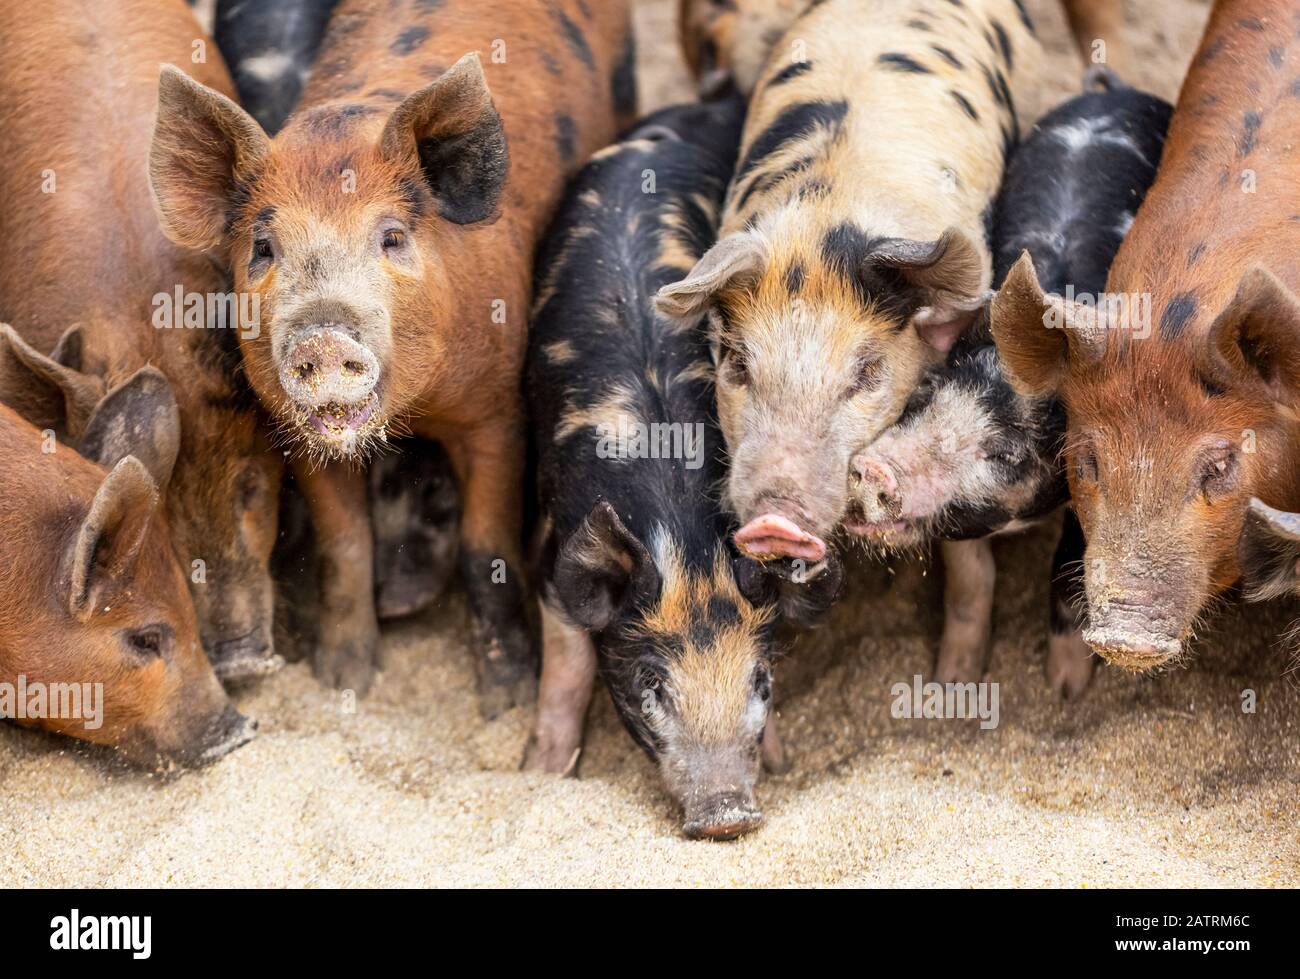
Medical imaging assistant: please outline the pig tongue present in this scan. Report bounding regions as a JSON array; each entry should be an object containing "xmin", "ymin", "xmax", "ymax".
[{"xmin": 734, "ymin": 513, "xmax": 826, "ymax": 562}]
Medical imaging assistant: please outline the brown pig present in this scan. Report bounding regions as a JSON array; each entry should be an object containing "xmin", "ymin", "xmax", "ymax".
[
  {"xmin": 990, "ymin": 0, "xmax": 1300, "ymax": 671},
  {"xmin": 0, "ymin": 336, "xmax": 254, "ymax": 768},
  {"xmin": 147, "ymin": 0, "xmax": 633, "ymax": 711},
  {"xmin": 0, "ymin": 0, "xmax": 284, "ymax": 681}
]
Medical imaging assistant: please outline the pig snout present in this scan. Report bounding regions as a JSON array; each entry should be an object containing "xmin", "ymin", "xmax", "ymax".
[
  {"xmin": 850, "ymin": 454, "xmax": 903, "ymax": 524},
  {"xmin": 194, "ymin": 705, "xmax": 259, "ymax": 766},
  {"xmin": 683, "ymin": 790, "xmax": 763, "ymax": 841},
  {"xmin": 279, "ymin": 327, "xmax": 379, "ymax": 409},
  {"xmin": 1082, "ymin": 600, "xmax": 1182, "ymax": 671},
  {"xmin": 734, "ymin": 509, "xmax": 827, "ymax": 563},
  {"xmin": 209, "ymin": 629, "xmax": 284, "ymax": 682}
]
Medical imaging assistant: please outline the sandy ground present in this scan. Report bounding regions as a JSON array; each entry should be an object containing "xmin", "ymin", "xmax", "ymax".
[{"xmin": 5, "ymin": 0, "xmax": 1299, "ymax": 888}]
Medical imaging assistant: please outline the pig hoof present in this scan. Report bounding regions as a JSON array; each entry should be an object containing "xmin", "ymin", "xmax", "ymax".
[
  {"xmin": 313, "ymin": 635, "xmax": 378, "ymax": 696},
  {"xmin": 1046, "ymin": 631, "xmax": 1095, "ymax": 701},
  {"xmin": 934, "ymin": 639, "xmax": 988, "ymax": 684},
  {"xmin": 521, "ymin": 737, "xmax": 581, "ymax": 776}
]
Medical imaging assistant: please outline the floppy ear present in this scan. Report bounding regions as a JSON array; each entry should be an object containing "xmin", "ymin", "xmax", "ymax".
[
  {"xmin": 68, "ymin": 457, "xmax": 161, "ymax": 621},
  {"xmin": 1238, "ymin": 497, "xmax": 1300, "ymax": 601},
  {"xmin": 735, "ymin": 552, "xmax": 843, "ymax": 629},
  {"xmin": 149, "ymin": 64, "xmax": 270, "ymax": 250},
  {"xmin": 655, "ymin": 232, "xmax": 765, "ymax": 320},
  {"xmin": 870, "ymin": 228, "xmax": 987, "ymax": 353},
  {"xmin": 380, "ymin": 52, "xmax": 510, "ymax": 225},
  {"xmin": 990, "ymin": 251, "xmax": 1106, "ymax": 397},
  {"xmin": 80, "ymin": 367, "xmax": 182, "ymax": 489},
  {"xmin": 553, "ymin": 501, "xmax": 657, "ymax": 631},
  {"xmin": 1206, "ymin": 266, "xmax": 1300, "ymax": 404},
  {"xmin": 0, "ymin": 324, "xmax": 104, "ymax": 436}
]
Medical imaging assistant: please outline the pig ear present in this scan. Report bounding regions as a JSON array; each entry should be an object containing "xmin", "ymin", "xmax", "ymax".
[
  {"xmin": 655, "ymin": 233, "xmax": 765, "ymax": 320},
  {"xmin": 1238, "ymin": 498, "xmax": 1300, "ymax": 602},
  {"xmin": 990, "ymin": 252, "xmax": 1105, "ymax": 397},
  {"xmin": 68, "ymin": 456, "xmax": 161, "ymax": 621},
  {"xmin": 871, "ymin": 228, "xmax": 987, "ymax": 353},
  {"xmin": 0, "ymin": 324, "xmax": 104, "ymax": 436},
  {"xmin": 553, "ymin": 501, "xmax": 657, "ymax": 631},
  {"xmin": 80, "ymin": 367, "xmax": 182, "ymax": 490},
  {"xmin": 149, "ymin": 64, "xmax": 270, "ymax": 251},
  {"xmin": 735, "ymin": 553, "xmax": 843, "ymax": 629},
  {"xmin": 380, "ymin": 52, "xmax": 510, "ymax": 225},
  {"xmin": 1206, "ymin": 266, "xmax": 1300, "ymax": 403}
]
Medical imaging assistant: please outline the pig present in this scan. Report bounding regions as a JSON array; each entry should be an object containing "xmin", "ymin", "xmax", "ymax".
[
  {"xmin": 148, "ymin": 0, "xmax": 633, "ymax": 710},
  {"xmin": 657, "ymin": 0, "xmax": 1045, "ymax": 570},
  {"xmin": 214, "ymin": 0, "xmax": 344, "ymax": 134},
  {"xmin": 0, "ymin": 0, "xmax": 284, "ymax": 682},
  {"xmin": 0, "ymin": 330, "xmax": 255, "ymax": 768},
  {"xmin": 1238, "ymin": 497, "xmax": 1300, "ymax": 602},
  {"xmin": 677, "ymin": 0, "xmax": 1131, "ymax": 98},
  {"xmin": 526, "ymin": 96, "xmax": 841, "ymax": 839},
  {"xmin": 369, "ymin": 438, "xmax": 461, "ymax": 619},
  {"xmin": 847, "ymin": 71, "xmax": 1172, "ymax": 695},
  {"xmin": 989, "ymin": 0, "xmax": 1300, "ymax": 673}
]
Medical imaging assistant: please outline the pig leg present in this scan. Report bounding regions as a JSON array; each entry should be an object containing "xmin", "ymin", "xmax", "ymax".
[
  {"xmin": 1060, "ymin": 0, "xmax": 1129, "ymax": 75},
  {"xmin": 761, "ymin": 715, "xmax": 790, "ymax": 775},
  {"xmin": 935, "ymin": 537, "xmax": 995, "ymax": 683},
  {"xmin": 446, "ymin": 422, "xmax": 538, "ymax": 718},
  {"xmin": 522, "ymin": 601, "xmax": 596, "ymax": 775},
  {"xmin": 292, "ymin": 458, "xmax": 379, "ymax": 695},
  {"xmin": 1046, "ymin": 509, "xmax": 1094, "ymax": 699}
]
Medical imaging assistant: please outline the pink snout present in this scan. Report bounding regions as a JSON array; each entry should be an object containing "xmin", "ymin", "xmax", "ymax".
[
  {"xmin": 278, "ymin": 327, "xmax": 380, "ymax": 409},
  {"xmin": 734, "ymin": 513, "xmax": 826, "ymax": 562},
  {"xmin": 851, "ymin": 455, "xmax": 903, "ymax": 521}
]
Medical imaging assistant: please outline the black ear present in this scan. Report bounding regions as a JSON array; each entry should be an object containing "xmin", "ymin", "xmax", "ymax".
[
  {"xmin": 80, "ymin": 367, "xmax": 182, "ymax": 489},
  {"xmin": 735, "ymin": 552, "xmax": 843, "ymax": 629},
  {"xmin": 1239, "ymin": 497, "xmax": 1300, "ymax": 601},
  {"xmin": 379, "ymin": 52, "xmax": 509, "ymax": 225},
  {"xmin": 553, "ymin": 501, "xmax": 656, "ymax": 631}
]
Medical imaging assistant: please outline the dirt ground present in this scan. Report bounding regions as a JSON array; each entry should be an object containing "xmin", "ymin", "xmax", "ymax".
[{"xmin": 5, "ymin": 0, "xmax": 1299, "ymax": 888}]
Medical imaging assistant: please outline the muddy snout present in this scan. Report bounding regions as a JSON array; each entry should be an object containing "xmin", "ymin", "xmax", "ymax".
[
  {"xmin": 194, "ymin": 705, "xmax": 258, "ymax": 765},
  {"xmin": 209, "ymin": 628, "xmax": 284, "ymax": 682},
  {"xmin": 683, "ymin": 789, "xmax": 763, "ymax": 841},
  {"xmin": 1082, "ymin": 601, "xmax": 1182, "ymax": 671},
  {"xmin": 850, "ymin": 453, "xmax": 903, "ymax": 524},
  {"xmin": 279, "ymin": 326, "xmax": 379, "ymax": 412}
]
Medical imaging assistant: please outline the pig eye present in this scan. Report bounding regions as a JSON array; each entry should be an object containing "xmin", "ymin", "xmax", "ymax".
[
  {"xmin": 1073, "ymin": 444, "xmax": 1099, "ymax": 483},
  {"xmin": 1197, "ymin": 443, "xmax": 1238, "ymax": 501},
  {"xmin": 382, "ymin": 229, "xmax": 406, "ymax": 250},
  {"xmin": 722, "ymin": 345, "xmax": 749, "ymax": 386},
  {"xmin": 251, "ymin": 238, "xmax": 273, "ymax": 263},
  {"xmin": 753, "ymin": 666, "xmax": 771, "ymax": 702},
  {"xmin": 123, "ymin": 625, "xmax": 172, "ymax": 661},
  {"xmin": 847, "ymin": 356, "xmax": 884, "ymax": 397}
]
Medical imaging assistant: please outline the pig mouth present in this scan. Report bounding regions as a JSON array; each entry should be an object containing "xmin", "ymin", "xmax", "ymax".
[
  {"xmin": 1082, "ymin": 624, "xmax": 1183, "ymax": 672},
  {"xmin": 682, "ymin": 792, "xmax": 764, "ymax": 841},
  {"xmin": 734, "ymin": 513, "xmax": 827, "ymax": 563},
  {"xmin": 305, "ymin": 393, "xmax": 379, "ymax": 439}
]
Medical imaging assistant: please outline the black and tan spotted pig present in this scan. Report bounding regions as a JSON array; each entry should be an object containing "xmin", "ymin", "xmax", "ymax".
[{"xmin": 526, "ymin": 96, "xmax": 841, "ymax": 840}]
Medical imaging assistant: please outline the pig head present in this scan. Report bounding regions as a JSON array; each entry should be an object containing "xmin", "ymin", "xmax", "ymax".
[
  {"xmin": 992, "ymin": 255, "xmax": 1300, "ymax": 670},
  {"xmin": 656, "ymin": 224, "xmax": 985, "ymax": 563}
]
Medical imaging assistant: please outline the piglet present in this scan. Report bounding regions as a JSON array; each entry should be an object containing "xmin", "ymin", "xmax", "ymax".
[
  {"xmin": 847, "ymin": 70, "xmax": 1171, "ymax": 695},
  {"xmin": 526, "ymin": 96, "xmax": 840, "ymax": 839}
]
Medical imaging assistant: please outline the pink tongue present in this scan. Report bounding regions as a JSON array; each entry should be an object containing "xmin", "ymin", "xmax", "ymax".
[{"xmin": 734, "ymin": 513, "xmax": 826, "ymax": 562}]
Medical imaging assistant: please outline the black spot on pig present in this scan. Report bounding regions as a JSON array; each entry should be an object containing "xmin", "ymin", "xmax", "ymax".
[
  {"xmin": 931, "ymin": 45, "xmax": 964, "ymax": 69},
  {"xmin": 1011, "ymin": 0, "xmax": 1034, "ymax": 34},
  {"xmin": 413, "ymin": 0, "xmax": 446, "ymax": 11},
  {"xmin": 554, "ymin": 113, "xmax": 578, "ymax": 163},
  {"xmin": 1187, "ymin": 241, "xmax": 1207, "ymax": 267},
  {"xmin": 301, "ymin": 103, "xmax": 378, "ymax": 137},
  {"xmin": 1239, "ymin": 17, "xmax": 1266, "ymax": 32},
  {"xmin": 541, "ymin": 50, "xmax": 564, "ymax": 76},
  {"xmin": 1197, "ymin": 35, "xmax": 1227, "ymax": 67},
  {"xmin": 1240, "ymin": 111, "xmax": 1262, "ymax": 156},
  {"xmin": 770, "ymin": 60, "xmax": 813, "ymax": 86},
  {"xmin": 951, "ymin": 91, "xmax": 979, "ymax": 121},
  {"xmin": 1159, "ymin": 293, "xmax": 1198, "ymax": 339},
  {"xmin": 555, "ymin": 7, "xmax": 595, "ymax": 72},
  {"xmin": 1270, "ymin": 46, "xmax": 1286, "ymax": 68},
  {"xmin": 908, "ymin": 19, "xmax": 932, "ymax": 32},
  {"xmin": 878, "ymin": 52, "xmax": 931, "ymax": 74},
  {"xmin": 784, "ymin": 262, "xmax": 805, "ymax": 294},
  {"xmin": 735, "ymin": 99, "xmax": 848, "ymax": 180},
  {"xmin": 992, "ymin": 20, "xmax": 1013, "ymax": 68},
  {"xmin": 392, "ymin": 25, "xmax": 430, "ymax": 56}
]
